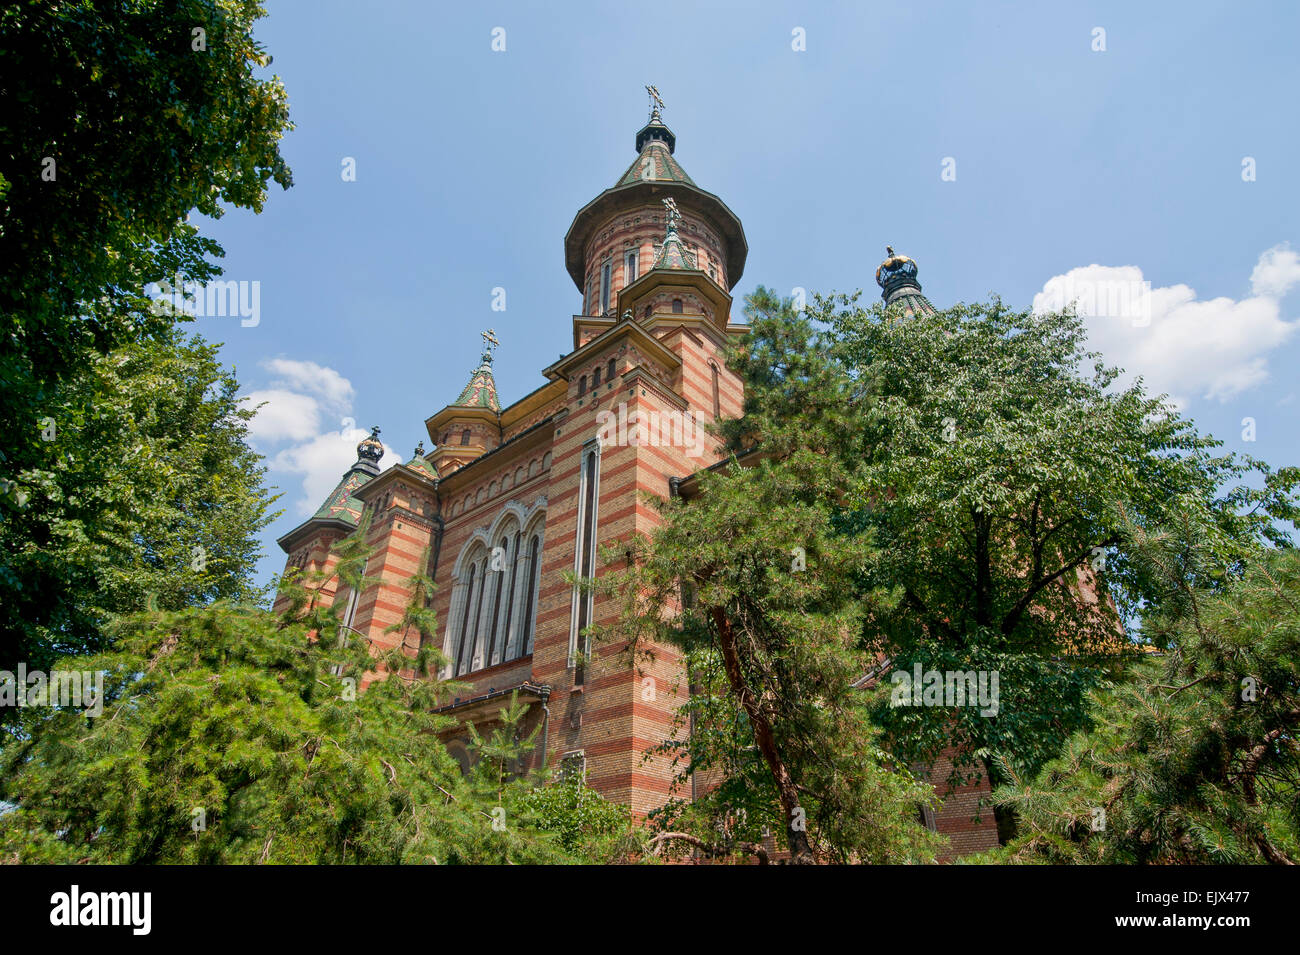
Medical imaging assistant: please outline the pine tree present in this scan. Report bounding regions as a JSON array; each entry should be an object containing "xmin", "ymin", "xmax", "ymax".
[
  {"xmin": 990, "ymin": 517, "xmax": 1299, "ymax": 865},
  {"xmin": 0, "ymin": 526, "xmax": 628, "ymax": 864}
]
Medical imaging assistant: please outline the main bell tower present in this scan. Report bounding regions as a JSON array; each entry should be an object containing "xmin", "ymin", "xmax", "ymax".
[{"xmin": 564, "ymin": 87, "xmax": 747, "ymax": 332}]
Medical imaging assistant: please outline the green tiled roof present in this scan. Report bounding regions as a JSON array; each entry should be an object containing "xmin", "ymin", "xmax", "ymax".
[
  {"xmin": 616, "ymin": 139, "xmax": 695, "ymax": 187},
  {"xmin": 654, "ymin": 232, "xmax": 698, "ymax": 271},
  {"xmin": 886, "ymin": 291, "xmax": 937, "ymax": 317},
  {"xmin": 311, "ymin": 468, "xmax": 373, "ymax": 526},
  {"xmin": 405, "ymin": 444, "xmax": 439, "ymax": 480},
  {"xmin": 454, "ymin": 358, "xmax": 501, "ymax": 412}
]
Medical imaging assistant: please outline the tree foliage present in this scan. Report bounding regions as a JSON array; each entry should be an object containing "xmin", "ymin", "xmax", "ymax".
[
  {"xmin": 600, "ymin": 302, "xmax": 942, "ymax": 864},
  {"xmin": 989, "ymin": 524, "xmax": 1299, "ymax": 865},
  {"xmin": 604, "ymin": 285, "xmax": 1298, "ymax": 860},
  {"xmin": 0, "ymin": 327, "xmax": 275, "ymax": 687},
  {"xmin": 0, "ymin": 0, "xmax": 293, "ymax": 667},
  {"xmin": 0, "ymin": 534, "xmax": 632, "ymax": 864}
]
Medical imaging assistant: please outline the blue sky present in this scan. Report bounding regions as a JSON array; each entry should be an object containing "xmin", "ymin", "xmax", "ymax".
[{"xmin": 188, "ymin": 0, "xmax": 1300, "ymax": 588}]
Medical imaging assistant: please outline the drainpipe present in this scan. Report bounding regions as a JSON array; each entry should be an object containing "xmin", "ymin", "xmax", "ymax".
[{"xmin": 538, "ymin": 686, "xmax": 551, "ymax": 769}]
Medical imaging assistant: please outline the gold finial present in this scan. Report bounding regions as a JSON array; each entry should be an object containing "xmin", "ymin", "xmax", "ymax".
[{"xmin": 481, "ymin": 328, "xmax": 499, "ymax": 363}]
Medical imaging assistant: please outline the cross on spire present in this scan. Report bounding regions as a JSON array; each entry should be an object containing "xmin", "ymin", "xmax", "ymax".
[
  {"xmin": 646, "ymin": 84, "xmax": 664, "ymax": 119},
  {"xmin": 662, "ymin": 197, "xmax": 681, "ymax": 235},
  {"xmin": 481, "ymin": 328, "xmax": 499, "ymax": 363}
]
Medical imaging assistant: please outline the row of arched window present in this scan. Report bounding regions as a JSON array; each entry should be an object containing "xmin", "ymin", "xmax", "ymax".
[
  {"xmin": 577, "ymin": 357, "xmax": 619, "ymax": 398},
  {"xmin": 444, "ymin": 510, "xmax": 545, "ymax": 676}
]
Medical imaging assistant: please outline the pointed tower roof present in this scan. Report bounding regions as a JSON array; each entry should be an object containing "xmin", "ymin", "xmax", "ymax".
[
  {"xmin": 452, "ymin": 332, "xmax": 501, "ymax": 412},
  {"xmin": 616, "ymin": 108, "xmax": 696, "ymax": 186},
  {"xmin": 403, "ymin": 440, "xmax": 439, "ymax": 481},
  {"xmin": 565, "ymin": 90, "xmax": 747, "ymax": 293},
  {"xmin": 876, "ymin": 247, "xmax": 937, "ymax": 317},
  {"xmin": 653, "ymin": 197, "xmax": 699, "ymax": 271},
  {"xmin": 310, "ymin": 426, "xmax": 384, "ymax": 525}
]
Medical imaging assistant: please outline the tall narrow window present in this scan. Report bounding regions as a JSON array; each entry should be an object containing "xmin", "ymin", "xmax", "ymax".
[
  {"xmin": 487, "ymin": 536, "xmax": 508, "ymax": 666},
  {"xmin": 460, "ymin": 429, "xmax": 471, "ymax": 446},
  {"xmin": 600, "ymin": 261, "xmax": 612, "ymax": 314},
  {"xmin": 521, "ymin": 534, "xmax": 541, "ymax": 655},
  {"xmin": 467, "ymin": 556, "xmax": 487, "ymax": 671},
  {"xmin": 456, "ymin": 565, "xmax": 478, "ymax": 676},
  {"xmin": 672, "ymin": 298, "xmax": 683, "ymax": 314},
  {"xmin": 571, "ymin": 443, "xmax": 601, "ymax": 685},
  {"xmin": 578, "ymin": 375, "xmax": 587, "ymax": 397},
  {"xmin": 709, "ymin": 360, "xmax": 721, "ymax": 418},
  {"xmin": 592, "ymin": 365, "xmax": 602, "ymax": 388},
  {"xmin": 607, "ymin": 358, "xmax": 616, "ymax": 383},
  {"xmin": 501, "ymin": 530, "xmax": 521, "ymax": 659},
  {"xmin": 624, "ymin": 249, "xmax": 638, "ymax": 286}
]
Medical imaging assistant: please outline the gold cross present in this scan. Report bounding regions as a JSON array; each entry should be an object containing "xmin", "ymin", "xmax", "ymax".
[
  {"xmin": 646, "ymin": 85, "xmax": 664, "ymax": 115},
  {"xmin": 482, "ymin": 328, "xmax": 499, "ymax": 352}
]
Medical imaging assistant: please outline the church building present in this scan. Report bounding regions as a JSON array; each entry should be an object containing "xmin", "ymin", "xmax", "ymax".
[{"xmin": 273, "ymin": 94, "xmax": 999, "ymax": 858}]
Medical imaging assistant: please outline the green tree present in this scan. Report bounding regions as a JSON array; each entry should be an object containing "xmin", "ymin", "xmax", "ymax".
[
  {"xmin": 988, "ymin": 523, "xmax": 1299, "ymax": 865},
  {"xmin": 601, "ymin": 301, "xmax": 942, "ymax": 864},
  {"xmin": 606, "ymin": 285, "xmax": 1297, "ymax": 857},
  {"xmin": 0, "ymin": 0, "xmax": 292, "ymax": 662},
  {"xmin": 0, "ymin": 538, "xmax": 621, "ymax": 864},
  {"xmin": 0, "ymin": 327, "xmax": 275, "ymax": 687}
]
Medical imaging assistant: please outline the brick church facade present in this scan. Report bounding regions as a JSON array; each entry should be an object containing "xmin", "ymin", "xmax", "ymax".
[{"xmin": 273, "ymin": 99, "xmax": 999, "ymax": 858}]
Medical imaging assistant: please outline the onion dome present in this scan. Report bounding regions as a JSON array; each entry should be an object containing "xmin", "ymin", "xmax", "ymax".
[
  {"xmin": 355, "ymin": 425, "xmax": 385, "ymax": 469},
  {"xmin": 875, "ymin": 246, "xmax": 936, "ymax": 317},
  {"xmin": 306, "ymin": 425, "xmax": 384, "ymax": 527}
]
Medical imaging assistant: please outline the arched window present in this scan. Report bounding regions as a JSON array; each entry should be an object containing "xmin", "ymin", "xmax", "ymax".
[
  {"xmin": 672, "ymin": 298, "xmax": 683, "ymax": 314},
  {"xmin": 592, "ymin": 365, "xmax": 602, "ymax": 387},
  {"xmin": 624, "ymin": 249, "xmax": 638, "ymax": 286},
  {"xmin": 499, "ymin": 530, "xmax": 521, "ymax": 661},
  {"xmin": 644, "ymin": 305, "xmax": 652, "ymax": 318},
  {"xmin": 487, "ymin": 535, "xmax": 508, "ymax": 666},
  {"xmin": 455, "ymin": 563, "xmax": 478, "ymax": 676},
  {"xmin": 578, "ymin": 375, "xmax": 587, "ymax": 397},
  {"xmin": 460, "ymin": 429, "xmax": 471, "ymax": 446},
  {"xmin": 521, "ymin": 534, "xmax": 541, "ymax": 655},
  {"xmin": 607, "ymin": 358, "xmax": 616, "ymax": 383},
  {"xmin": 600, "ymin": 260, "xmax": 612, "ymax": 314}
]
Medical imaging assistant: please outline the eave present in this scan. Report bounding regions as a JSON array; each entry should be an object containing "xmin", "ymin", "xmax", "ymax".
[
  {"xmin": 543, "ymin": 316, "xmax": 682, "ymax": 381},
  {"xmin": 564, "ymin": 179, "xmax": 747, "ymax": 293}
]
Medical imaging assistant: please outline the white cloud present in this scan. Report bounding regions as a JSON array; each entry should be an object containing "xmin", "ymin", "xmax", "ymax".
[
  {"xmin": 240, "ymin": 360, "xmax": 399, "ymax": 517},
  {"xmin": 1033, "ymin": 246, "xmax": 1298, "ymax": 406},
  {"xmin": 241, "ymin": 388, "xmax": 322, "ymax": 443},
  {"xmin": 1250, "ymin": 244, "xmax": 1300, "ymax": 299},
  {"xmin": 273, "ymin": 427, "xmax": 370, "ymax": 517},
  {"xmin": 261, "ymin": 358, "xmax": 355, "ymax": 412}
]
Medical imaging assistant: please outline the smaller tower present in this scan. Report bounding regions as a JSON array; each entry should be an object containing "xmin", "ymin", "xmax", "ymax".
[
  {"xmin": 426, "ymin": 330, "xmax": 502, "ymax": 476},
  {"xmin": 272, "ymin": 427, "xmax": 386, "ymax": 615}
]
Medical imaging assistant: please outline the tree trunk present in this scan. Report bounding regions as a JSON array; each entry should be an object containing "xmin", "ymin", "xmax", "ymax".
[{"xmin": 709, "ymin": 605, "xmax": 815, "ymax": 864}]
